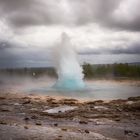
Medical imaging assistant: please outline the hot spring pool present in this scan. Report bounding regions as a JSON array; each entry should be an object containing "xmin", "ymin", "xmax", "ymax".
[
  {"xmin": 28, "ymin": 80, "xmax": 140, "ymax": 100},
  {"xmin": 0, "ymin": 76, "xmax": 139, "ymax": 100}
]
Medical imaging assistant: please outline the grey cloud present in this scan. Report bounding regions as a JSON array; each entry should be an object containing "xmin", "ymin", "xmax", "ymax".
[
  {"xmin": 0, "ymin": 40, "xmax": 52, "ymax": 68},
  {"xmin": 0, "ymin": 0, "xmax": 49, "ymax": 27},
  {"xmin": 79, "ymin": 43, "xmax": 140, "ymax": 55},
  {"xmin": 0, "ymin": 0, "xmax": 140, "ymax": 31},
  {"xmin": 72, "ymin": 0, "xmax": 140, "ymax": 31},
  {"xmin": 110, "ymin": 43, "xmax": 140, "ymax": 54},
  {"xmin": 0, "ymin": 47, "xmax": 19, "ymax": 68},
  {"xmin": 0, "ymin": 41, "xmax": 12, "ymax": 49}
]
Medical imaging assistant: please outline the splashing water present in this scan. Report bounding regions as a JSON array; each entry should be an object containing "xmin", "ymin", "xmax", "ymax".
[{"xmin": 53, "ymin": 33, "xmax": 85, "ymax": 90}]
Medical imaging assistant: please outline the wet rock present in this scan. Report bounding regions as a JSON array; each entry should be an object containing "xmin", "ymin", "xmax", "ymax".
[
  {"xmin": 73, "ymin": 117, "xmax": 80, "ymax": 121},
  {"xmin": 35, "ymin": 122, "xmax": 42, "ymax": 125},
  {"xmin": 128, "ymin": 96, "xmax": 140, "ymax": 101},
  {"xmin": 44, "ymin": 106, "xmax": 49, "ymax": 109},
  {"xmin": 0, "ymin": 120, "xmax": 7, "ymax": 125},
  {"xmin": 86, "ymin": 100, "xmax": 104, "ymax": 106},
  {"xmin": 34, "ymin": 97, "xmax": 40, "ymax": 100},
  {"xmin": 60, "ymin": 98, "xmax": 78, "ymax": 105},
  {"xmin": 124, "ymin": 130, "xmax": 133, "ymax": 136},
  {"xmin": 133, "ymin": 132, "xmax": 139, "ymax": 137},
  {"xmin": 0, "ymin": 96, "xmax": 6, "ymax": 100},
  {"xmin": 18, "ymin": 113, "xmax": 26, "ymax": 115},
  {"xmin": 14, "ymin": 103, "xmax": 21, "ymax": 106},
  {"xmin": 24, "ymin": 126, "xmax": 29, "ymax": 129},
  {"xmin": 124, "ymin": 130, "xmax": 139, "ymax": 137},
  {"xmin": 31, "ymin": 115, "xmax": 38, "ymax": 119},
  {"xmin": 22, "ymin": 100, "xmax": 31, "ymax": 104},
  {"xmin": 110, "ymin": 99, "xmax": 126, "ymax": 104},
  {"xmin": 85, "ymin": 129, "xmax": 90, "ymax": 133},
  {"xmin": 43, "ymin": 105, "xmax": 77, "ymax": 114},
  {"xmin": 94, "ymin": 106, "xmax": 108, "ymax": 110},
  {"xmin": 94, "ymin": 100, "xmax": 104, "ymax": 104},
  {"xmin": 46, "ymin": 98, "xmax": 56, "ymax": 102},
  {"xmin": 126, "ymin": 101, "xmax": 134, "ymax": 105},
  {"xmin": 61, "ymin": 128, "xmax": 67, "ymax": 131},
  {"xmin": 116, "ymin": 108, "xmax": 123, "ymax": 112},
  {"xmin": 24, "ymin": 117, "xmax": 30, "ymax": 121},
  {"xmin": 78, "ymin": 129, "xmax": 82, "ymax": 133},
  {"xmin": 86, "ymin": 101, "xmax": 95, "ymax": 105},
  {"xmin": 30, "ymin": 108, "xmax": 38, "ymax": 111},
  {"xmin": 13, "ymin": 123, "xmax": 18, "ymax": 126},
  {"xmin": 114, "ymin": 118, "xmax": 120, "ymax": 121},
  {"xmin": 123, "ymin": 102, "xmax": 140, "ymax": 111},
  {"xmin": 0, "ymin": 106, "xmax": 12, "ymax": 112},
  {"xmin": 54, "ymin": 123, "xmax": 58, "ymax": 127},
  {"xmin": 79, "ymin": 120, "xmax": 88, "ymax": 124}
]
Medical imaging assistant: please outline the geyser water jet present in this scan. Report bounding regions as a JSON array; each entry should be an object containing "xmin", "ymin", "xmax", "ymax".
[{"xmin": 53, "ymin": 33, "xmax": 85, "ymax": 90}]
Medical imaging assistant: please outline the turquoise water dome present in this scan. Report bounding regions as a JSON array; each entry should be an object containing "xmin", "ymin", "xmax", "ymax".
[
  {"xmin": 52, "ymin": 33, "xmax": 85, "ymax": 90},
  {"xmin": 53, "ymin": 76, "xmax": 85, "ymax": 90}
]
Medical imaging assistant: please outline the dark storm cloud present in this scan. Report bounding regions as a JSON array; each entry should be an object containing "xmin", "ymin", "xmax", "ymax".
[{"xmin": 0, "ymin": 0, "xmax": 140, "ymax": 31}]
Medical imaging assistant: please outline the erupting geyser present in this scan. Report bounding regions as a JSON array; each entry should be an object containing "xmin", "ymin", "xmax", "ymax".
[{"xmin": 53, "ymin": 33, "xmax": 85, "ymax": 90}]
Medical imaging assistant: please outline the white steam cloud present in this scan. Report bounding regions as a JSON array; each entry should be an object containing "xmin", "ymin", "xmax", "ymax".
[{"xmin": 52, "ymin": 32, "xmax": 85, "ymax": 90}]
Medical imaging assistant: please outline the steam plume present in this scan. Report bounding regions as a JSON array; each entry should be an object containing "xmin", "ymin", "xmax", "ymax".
[{"xmin": 53, "ymin": 33, "xmax": 85, "ymax": 90}]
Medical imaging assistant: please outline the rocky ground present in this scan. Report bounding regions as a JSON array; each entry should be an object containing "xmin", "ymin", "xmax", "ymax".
[{"xmin": 0, "ymin": 92, "xmax": 140, "ymax": 140}]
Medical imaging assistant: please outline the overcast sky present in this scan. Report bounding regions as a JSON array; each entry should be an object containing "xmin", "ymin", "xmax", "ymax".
[{"xmin": 0, "ymin": 0, "xmax": 140, "ymax": 68}]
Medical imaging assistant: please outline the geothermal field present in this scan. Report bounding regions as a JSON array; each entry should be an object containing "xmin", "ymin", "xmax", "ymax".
[
  {"xmin": 1, "ymin": 0, "xmax": 140, "ymax": 139},
  {"xmin": 0, "ymin": 33, "xmax": 140, "ymax": 140}
]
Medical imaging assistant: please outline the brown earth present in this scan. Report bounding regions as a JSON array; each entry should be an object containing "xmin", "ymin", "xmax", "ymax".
[{"xmin": 0, "ymin": 92, "xmax": 140, "ymax": 140}]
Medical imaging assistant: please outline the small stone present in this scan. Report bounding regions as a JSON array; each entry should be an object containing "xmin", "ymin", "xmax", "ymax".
[
  {"xmin": 36, "ymin": 122, "xmax": 42, "ymax": 125},
  {"xmin": 0, "ymin": 121, "xmax": 7, "ymax": 125},
  {"xmin": 30, "ymin": 108, "xmax": 38, "ymax": 111},
  {"xmin": 117, "ymin": 108, "xmax": 122, "ymax": 112},
  {"xmin": 127, "ymin": 101, "xmax": 134, "ymax": 105},
  {"xmin": 0, "ymin": 97, "xmax": 6, "ymax": 100},
  {"xmin": 124, "ymin": 130, "xmax": 133, "ymax": 136},
  {"xmin": 31, "ymin": 115, "xmax": 38, "ymax": 119},
  {"xmin": 24, "ymin": 117, "xmax": 30, "ymax": 121},
  {"xmin": 133, "ymin": 133, "xmax": 139, "ymax": 137},
  {"xmin": 14, "ymin": 103, "xmax": 21, "ymax": 106},
  {"xmin": 15, "ymin": 123, "xmax": 18, "ymax": 126},
  {"xmin": 23, "ymin": 100, "xmax": 31, "ymax": 104},
  {"xmin": 54, "ymin": 123, "xmax": 58, "ymax": 127},
  {"xmin": 78, "ymin": 129, "xmax": 82, "ymax": 133},
  {"xmin": 115, "ymin": 118, "xmax": 120, "ymax": 121},
  {"xmin": 1, "ymin": 106, "xmax": 11, "ymax": 112},
  {"xmin": 79, "ymin": 121, "xmax": 88, "ymax": 124},
  {"xmin": 61, "ymin": 128, "xmax": 67, "ymax": 131},
  {"xmin": 19, "ymin": 113, "xmax": 26, "ymax": 115},
  {"xmin": 85, "ymin": 130, "xmax": 90, "ymax": 133},
  {"xmin": 24, "ymin": 126, "xmax": 29, "ymax": 129}
]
